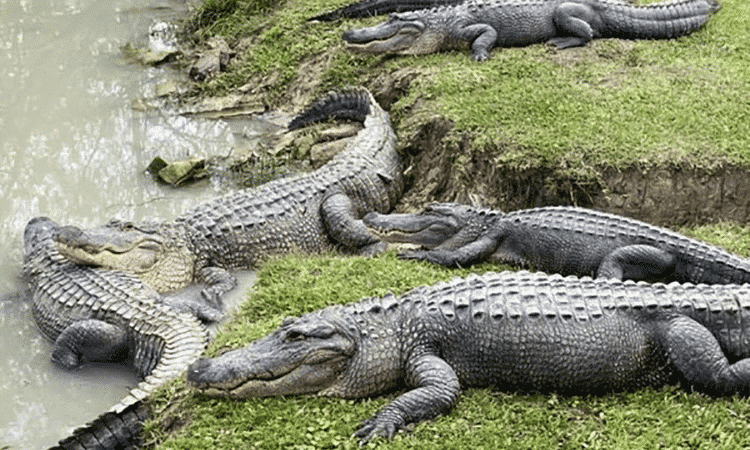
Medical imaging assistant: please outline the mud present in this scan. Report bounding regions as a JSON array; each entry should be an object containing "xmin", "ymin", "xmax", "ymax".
[{"xmin": 397, "ymin": 119, "xmax": 750, "ymax": 226}]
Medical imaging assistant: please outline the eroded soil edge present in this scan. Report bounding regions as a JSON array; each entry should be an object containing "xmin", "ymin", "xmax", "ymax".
[{"xmin": 181, "ymin": 60, "xmax": 750, "ymax": 228}]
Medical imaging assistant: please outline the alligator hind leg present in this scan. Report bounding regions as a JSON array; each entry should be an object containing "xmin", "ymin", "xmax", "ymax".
[
  {"xmin": 52, "ymin": 319, "xmax": 129, "ymax": 369},
  {"xmin": 549, "ymin": 2, "xmax": 595, "ymax": 48},
  {"xmin": 662, "ymin": 315, "xmax": 750, "ymax": 396},
  {"xmin": 596, "ymin": 245, "xmax": 675, "ymax": 281},
  {"xmin": 321, "ymin": 193, "xmax": 387, "ymax": 256}
]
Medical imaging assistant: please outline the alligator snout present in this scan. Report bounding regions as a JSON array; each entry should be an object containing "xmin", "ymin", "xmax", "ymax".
[
  {"xmin": 54, "ymin": 225, "xmax": 84, "ymax": 246},
  {"xmin": 186, "ymin": 357, "xmax": 212, "ymax": 386}
]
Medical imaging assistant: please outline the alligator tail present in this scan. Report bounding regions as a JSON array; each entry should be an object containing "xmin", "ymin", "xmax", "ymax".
[
  {"xmin": 288, "ymin": 87, "xmax": 373, "ymax": 131},
  {"xmin": 308, "ymin": 0, "xmax": 462, "ymax": 21},
  {"xmin": 602, "ymin": 0, "xmax": 720, "ymax": 39},
  {"xmin": 48, "ymin": 402, "xmax": 151, "ymax": 450}
]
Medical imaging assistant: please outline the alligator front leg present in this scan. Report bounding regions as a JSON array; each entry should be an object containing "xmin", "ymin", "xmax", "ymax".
[
  {"xmin": 399, "ymin": 234, "xmax": 500, "ymax": 267},
  {"xmin": 548, "ymin": 2, "xmax": 595, "ymax": 48},
  {"xmin": 52, "ymin": 319, "xmax": 129, "ymax": 369},
  {"xmin": 321, "ymin": 193, "xmax": 387, "ymax": 256},
  {"xmin": 354, "ymin": 354, "xmax": 460, "ymax": 443},
  {"xmin": 596, "ymin": 245, "xmax": 676, "ymax": 282},
  {"xmin": 662, "ymin": 315, "xmax": 750, "ymax": 396},
  {"xmin": 197, "ymin": 266, "xmax": 237, "ymax": 307},
  {"xmin": 456, "ymin": 24, "xmax": 498, "ymax": 61}
]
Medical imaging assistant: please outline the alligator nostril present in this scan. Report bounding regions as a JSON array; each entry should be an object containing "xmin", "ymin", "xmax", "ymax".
[{"xmin": 187, "ymin": 358, "xmax": 212, "ymax": 383}]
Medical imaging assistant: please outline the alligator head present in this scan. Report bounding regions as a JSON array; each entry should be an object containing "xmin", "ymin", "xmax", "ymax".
[
  {"xmin": 53, "ymin": 219, "xmax": 196, "ymax": 293},
  {"xmin": 344, "ymin": 12, "xmax": 447, "ymax": 56},
  {"xmin": 364, "ymin": 202, "xmax": 491, "ymax": 248},
  {"xmin": 187, "ymin": 309, "xmax": 368, "ymax": 399}
]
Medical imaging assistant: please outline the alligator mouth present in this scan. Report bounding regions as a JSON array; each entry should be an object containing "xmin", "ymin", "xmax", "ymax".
[
  {"xmin": 186, "ymin": 322, "xmax": 355, "ymax": 399},
  {"xmin": 187, "ymin": 353, "xmax": 350, "ymax": 399},
  {"xmin": 366, "ymin": 226, "xmax": 421, "ymax": 243},
  {"xmin": 53, "ymin": 225, "xmax": 163, "ymax": 269},
  {"xmin": 344, "ymin": 22, "xmax": 423, "ymax": 54},
  {"xmin": 186, "ymin": 357, "xmax": 296, "ymax": 395},
  {"xmin": 364, "ymin": 212, "xmax": 428, "ymax": 241}
]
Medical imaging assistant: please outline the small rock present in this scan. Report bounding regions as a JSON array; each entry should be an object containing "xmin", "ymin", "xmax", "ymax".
[
  {"xmin": 189, "ymin": 37, "xmax": 235, "ymax": 82},
  {"xmin": 153, "ymin": 157, "xmax": 207, "ymax": 186}
]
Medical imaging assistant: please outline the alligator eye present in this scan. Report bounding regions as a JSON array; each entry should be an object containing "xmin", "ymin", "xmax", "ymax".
[{"xmin": 285, "ymin": 330, "xmax": 306, "ymax": 342}]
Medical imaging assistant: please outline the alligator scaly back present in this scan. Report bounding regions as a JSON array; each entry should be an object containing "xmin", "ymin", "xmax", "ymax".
[
  {"xmin": 309, "ymin": 0, "xmax": 465, "ymax": 21},
  {"xmin": 23, "ymin": 217, "xmax": 209, "ymax": 449}
]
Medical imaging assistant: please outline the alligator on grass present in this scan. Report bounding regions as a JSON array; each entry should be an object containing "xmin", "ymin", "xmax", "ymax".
[
  {"xmin": 364, "ymin": 203, "xmax": 750, "ymax": 283},
  {"xmin": 22, "ymin": 217, "xmax": 210, "ymax": 450},
  {"xmin": 343, "ymin": 0, "xmax": 720, "ymax": 60},
  {"xmin": 309, "ymin": 0, "xmax": 466, "ymax": 21},
  {"xmin": 187, "ymin": 270, "xmax": 750, "ymax": 443},
  {"xmin": 52, "ymin": 87, "xmax": 403, "ymax": 305}
]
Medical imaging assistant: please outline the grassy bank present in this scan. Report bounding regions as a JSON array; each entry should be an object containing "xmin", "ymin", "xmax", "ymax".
[{"xmin": 177, "ymin": 0, "xmax": 750, "ymax": 173}]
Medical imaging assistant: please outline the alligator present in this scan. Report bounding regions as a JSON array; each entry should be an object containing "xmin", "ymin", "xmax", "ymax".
[
  {"xmin": 364, "ymin": 203, "xmax": 750, "ymax": 284},
  {"xmin": 52, "ymin": 87, "xmax": 403, "ymax": 305},
  {"xmin": 343, "ymin": 0, "xmax": 720, "ymax": 60},
  {"xmin": 186, "ymin": 270, "xmax": 750, "ymax": 443},
  {"xmin": 22, "ymin": 216, "xmax": 209, "ymax": 449},
  {"xmin": 309, "ymin": 0, "xmax": 466, "ymax": 21}
]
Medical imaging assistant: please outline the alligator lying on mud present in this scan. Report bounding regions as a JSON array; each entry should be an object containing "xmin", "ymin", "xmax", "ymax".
[
  {"xmin": 53, "ymin": 87, "xmax": 403, "ymax": 305},
  {"xmin": 344, "ymin": 0, "xmax": 720, "ymax": 60},
  {"xmin": 364, "ymin": 203, "xmax": 750, "ymax": 283},
  {"xmin": 187, "ymin": 270, "xmax": 750, "ymax": 443},
  {"xmin": 22, "ymin": 217, "xmax": 210, "ymax": 450}
]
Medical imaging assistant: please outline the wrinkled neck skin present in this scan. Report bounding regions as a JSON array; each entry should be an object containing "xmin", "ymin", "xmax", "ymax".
[{"xmin": 187, "ymin": 298, "xmax": 408, "ymax": 400}]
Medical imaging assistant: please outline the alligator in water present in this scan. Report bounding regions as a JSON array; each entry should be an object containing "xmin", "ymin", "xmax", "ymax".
[
  {"xmin": 187, "ymin": 270, "xmax": 750, "ymax": 443},
  {"xmin": 22, "ymin": 216, "xmax": 210, "ymax": 449},
  {"xmin": 52, "ymin": 87, "xmax": 403, "ymax": 305},
  {"xmin": 364, "ymin": 203, "xmax": 750, "ymax": 283},
  {"xmin": 343, "ymin": 0, "xmax": 720, "ymax": 60}
]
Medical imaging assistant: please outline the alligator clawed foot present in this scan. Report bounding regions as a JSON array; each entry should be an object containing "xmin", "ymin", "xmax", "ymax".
[
  {"xmin": 353, "ymin": 417, "xmax": 401, "ymax": 445},
  {"xmin": 200, "ymin": 288, "xmax": 224, "ymax": 311}
]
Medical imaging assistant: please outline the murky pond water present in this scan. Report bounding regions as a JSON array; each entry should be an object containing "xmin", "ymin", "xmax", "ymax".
[{"xmin": 0, "ymin": 0, "xmax": 271, "ymax": 448}]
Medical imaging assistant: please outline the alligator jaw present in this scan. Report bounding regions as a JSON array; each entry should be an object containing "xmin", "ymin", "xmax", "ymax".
[
  {"xmin": 187, "ymin": 317, "xmax": 356, "ymax": 398},
  {"xmin": 364, "ymin": 208, "xmax": 461, "ymax": 248},
  {"xmin": 54, "ymin": 223, "xmax": 164, "ymax": 271},
  {"xmin": 344, "ymin": 15, "xmax": 427, "ymax": 55}
]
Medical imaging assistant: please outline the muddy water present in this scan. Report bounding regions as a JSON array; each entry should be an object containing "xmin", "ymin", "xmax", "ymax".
[{"xmin": 0, "ymin": 0, "xmax": 266, "ymax": 448}]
